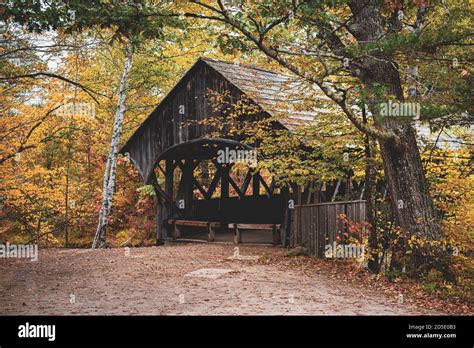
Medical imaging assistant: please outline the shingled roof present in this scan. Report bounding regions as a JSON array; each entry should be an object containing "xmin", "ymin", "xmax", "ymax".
[{"xmin": 201, "ymin": 58, "xmax": 331, "ymax": 130}]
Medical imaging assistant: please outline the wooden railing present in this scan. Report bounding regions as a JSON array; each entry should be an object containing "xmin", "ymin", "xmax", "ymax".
[{"xmin": 290, "ymin": 200, "xmax": 367, "ymax": 257}]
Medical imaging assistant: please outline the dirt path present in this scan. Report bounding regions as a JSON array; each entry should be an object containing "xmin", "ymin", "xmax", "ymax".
[{"xmin": 0, "ymin": 243, "xmax": 443, "ymax": 315}]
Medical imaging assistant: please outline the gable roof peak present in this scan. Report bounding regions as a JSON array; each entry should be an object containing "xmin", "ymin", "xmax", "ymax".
[{"xmin": 200, "ymin": 57, "xmax": 293, "ymax": 77}]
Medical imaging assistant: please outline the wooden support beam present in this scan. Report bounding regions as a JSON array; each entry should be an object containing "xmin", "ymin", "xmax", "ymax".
[
  {"xmin": 164, "ymin": 159, "xmax": 174, "ymax": 238},
  {"xmin": 176, "ymin": 159, "xmax": 201, "ymax": 173},
  {"xmin": 228, "ymin": 174, "xmax": 243, "ymax": 198},
  {"xmin": 319, "ymin": 182, "xmax": 327, "ymax": 201},
  {"xmin": 220, "ymin": 164, "xmax": 230, "ymax": 199},
  {"xmin": 192, "ymin": 176, "xmax": 208, "ymax": 197},
  {"xmin": 240, "ymin": 169, "xmax": 252, "ymax": 196},
  {"xmin": 151, "ymin": 163, "xmax": 179, "ymax": 244},
  {"xmin": 156, "ymin": 162, "xmax": 166, "ymax": 176},
  {"xmin": 206, "ymin": 166, "xmax": 221, "ymax": 199},
  {"xmin": 252, "ymin": 171, "xmax": 260, "ymax": 197},
  {"xmin": 165, "ymin": 160, "xmax": 174, "ymax": 198},
  {"xmin": 149, "ymin": 173, "xmax": 168, "ymax": 246},
  {"xmin": 331, "ymin": 179, "xmax": 341, "ymax": 202},
  {"xmin": 156, "ymin": 198, "xmax": 164, "ymax": 245},
  {"xmin": 183, "ymin": 159, "xmax": 194, "ymax": 218},
  {"xmin": 175, "ymin": 159, "xmax": 195, "ymax": 218},
  {"xmin": 173, "ymin": 160, "xmax": 180, "ymax": 170},
  {"xmin": 269, "ymin": 178, "xmax": 276, "ymax": 194},
  {"xmin": 149, "ymin": 173, "xmax": 176, "ymax": 208},
  {"xmin": 306, "ymin": 182, "xmax": 314, "ymax": 204},
  {"xmin": 176, "ymin": 169, "xmax": 185, "ymax": 204},
  {"xmin": 281, "ymin": 184, "xmax": 291, "ymax": 247},
  {"xmin": 257, "ymin": 173, "xmax": 272, "ymax": 198},
  {"xmin": 359, "ymin": 182, "xmax": 366, "ymax": 200}
]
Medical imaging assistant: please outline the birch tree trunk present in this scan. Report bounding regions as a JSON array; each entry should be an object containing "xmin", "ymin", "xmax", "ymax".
[{"xmin": 92, "ymin": 43, "xmax": 134, "ymax": 248}]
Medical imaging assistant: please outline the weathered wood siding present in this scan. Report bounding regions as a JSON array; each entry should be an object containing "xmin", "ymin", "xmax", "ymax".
[
  {"xmin": 290, "ymin": 200, "xmax": 367, "ymax": 257},
  {"xmin": 120, "ymin": 61, "xmax": 246, "ymax": 184}
]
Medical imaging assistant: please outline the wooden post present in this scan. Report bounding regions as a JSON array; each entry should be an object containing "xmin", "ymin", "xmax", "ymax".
[
  {"xmin": 217, "ymin": 163, "xmax": 229, "ymax": 221},
  {"xmin": 155, "ymin": 193, "xmax": 165, "ymax": 245},
  {"xmin": 252, "ymin": 171, "xmax": 260, "ymax": 197},
  {"xmin": 331, "ymin": 179, "xmax": 341, "ymax": 202},
  {"xmin": 232, "ymin": 223, "xmax": 241, "ymax": 244},
  {"xmin": 281, "ymin": 185, "xmax": 290, "ymax": 247},
  {"xmin": 306, "ymin": 182, "xmax": 314, "ymax": 204},
  {"xmin": 207, "ymin": 223, "xmax": 215, "ymax": 242},
  {"xmin": 149, "ymin": 171, "xmax": 165, "ymax": 246},
  {"xmin": 272, "ymin": 225, "xmax": 281, "ymax": 246},
  {"xmin": 221, "ymin": 164, "xmax": 229, "ymax": 199},
  {"xmin": 173, "ymin": 222, "xmax": 181, "ymax": 240},
  {"xmin": 183, "ymin": 159, "xmax": 194, "ymax": 218},
  {"xmin": 164, "ymin": 159, "xmax": 174, "ymax": 238}
]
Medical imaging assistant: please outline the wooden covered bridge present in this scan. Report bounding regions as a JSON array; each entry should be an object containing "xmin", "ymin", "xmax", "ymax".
[{"xmin": 120, "ymin": 58, "xmax": 366, "ymax": 254}]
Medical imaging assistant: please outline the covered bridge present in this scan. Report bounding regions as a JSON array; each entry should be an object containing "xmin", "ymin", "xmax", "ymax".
[{"xmin": 120, "ymin": 58, "xmax": 364, "ymax": 250}]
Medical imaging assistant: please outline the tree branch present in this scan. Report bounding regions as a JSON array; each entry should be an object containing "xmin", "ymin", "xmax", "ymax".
[
  {"xmin": 0, "ymin": 73, "xmax": 108, "ymax": 104},
  {"xmin": 189, "ymin": 1, "xmax": 398, "ymax": 142}
]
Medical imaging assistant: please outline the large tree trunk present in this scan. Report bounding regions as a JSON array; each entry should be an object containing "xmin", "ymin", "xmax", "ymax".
[
  {"xmin": 92, "ymin": 43, "xmax": 134, "ymax": 248},
  {"xmin": 362, "ymin": 105, "xmax": 380, "ymax": 273},
  {"xmin": 379, "ymin": 123, "xmax": 441, "ymax": 273},
  {"xmin": 348, "ymin": 0, "xmax": 447, "ymax": 276}
]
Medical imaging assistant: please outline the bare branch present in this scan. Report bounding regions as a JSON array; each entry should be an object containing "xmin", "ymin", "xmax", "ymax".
[
  {"xmin": 0, "ymin": 73, "xmax": 108, "ymax": 104},
  {"xmin": 0, "ymin": 105, "xmax": 63, "ymax": 165}
]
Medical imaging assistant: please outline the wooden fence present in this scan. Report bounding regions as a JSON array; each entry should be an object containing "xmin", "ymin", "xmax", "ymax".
[{"xmin": 290, "ymin": 200, "xmax": 367, "ymax": 257}]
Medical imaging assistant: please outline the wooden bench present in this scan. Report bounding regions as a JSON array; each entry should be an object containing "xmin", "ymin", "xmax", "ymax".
[
  {"xmin": 168, "ymin": 219, "xmax": 221, "ymax": 242},
  {"xmin": 228, "ymin": 223, "xmax": 282, "ymax": 246}
]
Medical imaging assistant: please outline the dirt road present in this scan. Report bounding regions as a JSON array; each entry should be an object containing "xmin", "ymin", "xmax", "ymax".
[{"xmin": 0, "ymin": 243, "xmax": 446, "ymax": 315}]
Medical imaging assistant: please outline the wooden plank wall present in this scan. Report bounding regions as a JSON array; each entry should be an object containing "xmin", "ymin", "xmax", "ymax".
[
  {"xmin": 290, "ymin": 200, "xmax": 367, "ymax": 257},
  {"xmin": 123, "ymin": 61, "xmax": 254, "ymax": 184}
]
